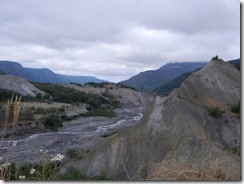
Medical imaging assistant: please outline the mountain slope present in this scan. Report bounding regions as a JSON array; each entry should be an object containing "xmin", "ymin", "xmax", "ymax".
[
  {"xmin": 121, "ymin": 62, "xmax": 207, "ymax": 91},
  {"xmin": 0, "ymin": 60, "xmax": 108, "ymax": 84},
  {"xmin": 153, "ymin": 70, "xmax": 196, "ymax": 96},
  {"xmin": 0, "ymin": 61, "xmax": 37, "ymax": 81},
  {"xmin": 61, "ymin": 59, "xmax": 240, "ymax": 180},
  {"xmin": 153, "ymin": 58, "xmax": 240, "ymax": 96},
  {"xmin": 0, "ymin": 75, "xmax": 46, "ymax": 97},
  {"xmin": 57, "ymin": 74, "xmax": 107, "ymax": 84},
  {"xmin": 228, "ymin": 58, "xmax": 240, "ymax": 69},
  {"xmin": 25, "ymin": 68, "xmax": 62, "ymax": 83}
]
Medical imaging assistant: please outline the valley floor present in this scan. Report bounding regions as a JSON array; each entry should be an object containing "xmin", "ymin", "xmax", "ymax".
[{"xmin": 0, "ymin": 106, "xmax": 144, "ymax": 164}]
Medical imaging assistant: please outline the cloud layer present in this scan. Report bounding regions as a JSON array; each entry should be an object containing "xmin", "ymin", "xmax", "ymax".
[{"xmin": 0, "ymin": 0, "xmax": 240, "ymax": 82}]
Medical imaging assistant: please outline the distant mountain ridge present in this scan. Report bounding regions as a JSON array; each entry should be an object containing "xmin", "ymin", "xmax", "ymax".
[
  {"xmin": 25, "ymin": 68, "xmax": 62, "ymax": 83},
  {"xmin": 0, "ymin": 60, "xmax": 107, "ymax": 84},
  {"xmin": 153, "ymin": 58, "xmax": 240, "ymax": 96},
  {"xmin": 153, "ymin": 70, "xmax": 197, "ymax": 96},
  {"xmin": 0, "ymin": 61, "xmax": 37, "ymax": 81},
  {"xmin": 121, "ymin": 61, "xmax": 208, "ymax": 91},
  {"xmin": 57, "ymin": 74, "xmax": 108, "ymax": 84}
]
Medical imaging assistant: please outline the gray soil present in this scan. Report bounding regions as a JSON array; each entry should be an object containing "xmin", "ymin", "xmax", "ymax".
[{"xmin": 0, "ymin": 106, "xmax": 145, "ymax": 164}]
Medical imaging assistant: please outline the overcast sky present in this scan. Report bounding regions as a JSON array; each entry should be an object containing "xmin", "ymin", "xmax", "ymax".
[{"xmin": 0, "ymin": 0, "xmax": 240, "ymax": 82}]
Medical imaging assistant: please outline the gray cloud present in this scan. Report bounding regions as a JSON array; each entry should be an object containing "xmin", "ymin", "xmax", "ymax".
[{"xmin": 0, "ymin": 0, "xmax": 240, "ymax": 82}]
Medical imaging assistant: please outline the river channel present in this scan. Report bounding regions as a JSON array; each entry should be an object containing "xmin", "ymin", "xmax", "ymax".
[{"xmin": 0, "ymin": 107, "xmax": 144, "ymax": 164}]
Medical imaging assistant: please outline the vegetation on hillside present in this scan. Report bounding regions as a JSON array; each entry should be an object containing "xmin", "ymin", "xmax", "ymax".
[
  {"xmin": 154, "ymin": 72, "xmax": 192, "ymax": 96},
  {"xmin": 0, "ymin": 89, "xmax": 38, "ymax": 102},
  {"xmin": 33, "ymin": 83, "xmax": 120, "ymax": 108},
  {"xmin": 154, "ymin": 69, "xmax": 201, "ymax": 96}
]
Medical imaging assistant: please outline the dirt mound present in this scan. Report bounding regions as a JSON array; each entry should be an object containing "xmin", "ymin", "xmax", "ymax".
[{"xmin": 0, "ymin": 75, "xmax": 46, "ymax": 97}]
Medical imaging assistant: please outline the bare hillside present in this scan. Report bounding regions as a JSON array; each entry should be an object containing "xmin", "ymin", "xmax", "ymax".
[
  {"xmin": 61, "ymin": 59, "xmax": 240, "ymax": 180},
  {"xmin": 63, "ymin": 83, "xmax": 152, "ymax": 107},
  {"xmin": 0, "ymin": 75, "xmax": 46, "ymax": 97}
]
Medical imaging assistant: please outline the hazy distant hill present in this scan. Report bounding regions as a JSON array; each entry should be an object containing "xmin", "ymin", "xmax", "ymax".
[
  {"xmin": 153, "ymin": 58, "xmax": 240, "ymax": 96},
  {"xmin": 121, "ymin": 62, "xmax": 208, "ymax": 91},
  {"xmin": 153, "ymin": 70, "xmax": 197, "ymax": 96},
  {"xmin": 25, "ymin": 68, "xmax": 62, "ymax": 83},
  {"xmin": 0, "ymin": 61, "xmax": 37, "ymax": 81},
  {"xmin": 57, "ymin": 74, "xmax": 107, "ymax": 84},
  {"xmin": 0, "ymin": 60, "xmax": 108, "ymax": 84},
  {"xmin": 0, "ymin": 70, "xmax": 5, "ymax": 75},
  {"xmin": 228, "ymin": 58, "xmax": 240, "ymax": 69}
]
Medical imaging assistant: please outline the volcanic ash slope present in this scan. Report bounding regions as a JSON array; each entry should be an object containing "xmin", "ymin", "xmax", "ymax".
[{"xmin": 61, "ymin": 59, "xmax": 240, "ymax": 180}]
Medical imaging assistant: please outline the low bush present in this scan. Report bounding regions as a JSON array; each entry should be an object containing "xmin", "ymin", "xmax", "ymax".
[
  {"xmin": 208, "ymin": 107, "xmax": 223, "ymax": 118},
  {"xmin": 43, "ymin": 115, "xmax": 63, "ymax": 129},
  {"xmin": 19, "ymin": 108, "xmax": 35, "ymax": 121},
  {"xmin": 231, "ymin": 103, "xmax": 240, "ymax": 114},
  {"xmin": 60, "ymin": 115, "xmax": 74, "ymax": 121},
  {"xmin": 35, "ymin": 107, "xmax": 46, "ymax": 114},
  {"xmin": 66, "ymin": 149, "xmax": 78, "ymax": 159},
  {"xmin": 33, "ymin": 83, "xmax": 120, "ymax": 108}
]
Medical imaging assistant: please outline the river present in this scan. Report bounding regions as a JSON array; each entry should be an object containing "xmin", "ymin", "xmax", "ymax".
[{"xmin": 0, "ymin": 107, "xmax": 144, "ymax": 164}]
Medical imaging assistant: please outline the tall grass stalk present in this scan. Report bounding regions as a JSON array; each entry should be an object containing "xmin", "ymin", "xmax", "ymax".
[{"xmin": 0, "ymin": 95, "xmax": 21, "ymax": 180}]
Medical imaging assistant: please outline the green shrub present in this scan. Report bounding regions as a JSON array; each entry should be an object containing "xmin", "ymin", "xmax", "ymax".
[
  {"xmin": 66, "ymin": 148, "xmax": 78, "ymax": 159},
  {"xmin": 86, "ymin": 106, "xmax": 92, "ymax": 111},
  {"xmin": 231, "ymin": 103, "xmax": 240, "ymax": 114},
  {"xmin": 36, "ymin": 93, "xmax": 43, "ymax": 99},
  {"xmin": 86, "ymin": 96, "xmax": 102, "ymax": 108},
  {"xmin": 19, "ymin": 108, "xmax": 35, "ymax": 120},
  {"xmin": 43, "ymin": 115, "xmax": 63, "ymax": 129},
  {"xmin": 9, "ymin": 154, "xmax": 61, "ymax": 180},
  {"xmin": 102, "ymin": 92, "xmax": 114, "ymax": 99},
  {"xmin": 60, "ymin": 115, "xmax": 74, "ymax": 121},
  {"xmin": 33, "ymin": 83, "xmax": 120, "ymax": 108},
  {"xmin": 208, "ymin": 107, "xmax": 223, "ymax": 118},
  {"xmin": 35, "ymin": 107, "xmax": 46, "ymax": 114},
  {"xmin": 46, "ymin": 107, "xmax": 57, "ymax": 114}
]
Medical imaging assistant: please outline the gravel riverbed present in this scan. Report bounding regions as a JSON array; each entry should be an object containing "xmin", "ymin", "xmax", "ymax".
[{"xmin": 0, "ymin": 106, "xmax": 144, "ymax": 164}]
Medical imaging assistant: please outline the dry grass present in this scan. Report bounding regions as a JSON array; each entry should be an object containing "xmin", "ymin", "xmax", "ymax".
[
  {"xmin": 147, "ymin": 156, "xmax": 240, "ymax": 180},
  {"xmin": 0, "ymin": 95, "xmax": 21, "ymax": 180}
]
